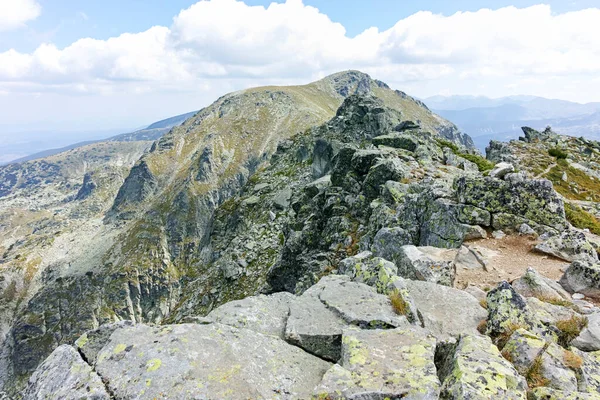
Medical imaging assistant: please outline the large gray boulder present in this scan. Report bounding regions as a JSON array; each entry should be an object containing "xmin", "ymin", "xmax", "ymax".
[
  {"xmin": 285, "ymin": 275, "xmax": 408, "ymax": 361},
  {"xmin": 207, "ymin": 292, "xmax": 294, "ymax": 339},
  {"xmin": 396, "ymin": 245, "xmax": 457, "ymax": 286},
  {"xmin": 438, "ymin": 335, "xmax": 528, "ymax": 399},
  {"xmin": 94, "ymin": 323, "xmax": 331, "ymax": 399},
  {"xmin": 500, "ymin": 328, "xmax": 546, "ymax": 375},
  {"xmin": 24, "ymin": 345, "xmax": 109, "ymax": 400},
  {"xmin": 314, "ymin": 327, "xmax": 440, "ymax": 399},
  {"xmin": 572, "ymin": 348, "xmax": 600, "ymax": 394},
  {"xmin": 512, "ymin": 267, "xmax": 572, "ymax": 303},
  {"xmin": 560, "ymin": 261, "xmax": 600, "ymax": 300},
  {"xmin": 535, "ymin": 230, "xmax": 599, "ymax": 264},
  {"xmin": 404, "ymin": 279, "xmax": 487, "ymax": 339}
]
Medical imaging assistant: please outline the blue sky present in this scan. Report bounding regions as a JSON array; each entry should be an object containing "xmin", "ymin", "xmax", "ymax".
[{"xmin": 0, "ymin": 0, "xmax": 599, "ymax": 137}]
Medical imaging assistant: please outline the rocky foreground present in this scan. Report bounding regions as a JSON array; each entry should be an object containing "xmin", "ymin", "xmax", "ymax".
[{"xmin": 5, "ymin": 71, "xmax": 600, "ymax": 399}]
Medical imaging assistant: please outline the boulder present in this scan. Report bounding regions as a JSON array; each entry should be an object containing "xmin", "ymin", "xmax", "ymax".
[
  {"xmin": 24, "ymin": 345, "xmax": 109, "ymax": 400},
  {"xmin": 285, "ymin": 275, "xmax": 408, "ymax": 361},
  {"xmin": 538, "ymin": 342, "xmax": 578, "ymax": 392},
  {"xmin": 489, "ymin": 162, "xmax": 515, "ymax": 179},
  {"xmin": 94, "ymin": 323, "xmax": 331, "ymax": 399},
  {"xmin": 572, "ymin": 312, "xmax": 600, "ymax": 352},
  {"xmin": 501, "ymin": 328, "xmax": 546, "ymax": 375},
  {"xmin": 560, "ymin": 261, "xmax": 600, "ymax": 300},
  {"xmin": 314, "ymin": 327, "xmax": 440, "ymax": 399},
  {"xmin": 207, "ymin": 292, "xmax": 295, "ymax": 339},
  {"xmin": 512, "ymin": 268, "xmax": 572, "ymax": 303},
  {"xmin": 318, "ymin": 276, "xmax": 409, "ymax": 329},
  {"xmin": 456, "ymin": 204, "xmax": 491, "ymax": 227},
  {"xmin": 338, "ymin": 251, "xmax": 398, "ymax": 293},
  {"xmin": 455, "ymin": 176, "xmax": 567, "ymax": 232},
  {"xmin": 405, "ymin": 279, "xmax": 487, "ymax": 339},
  {"xmin": 486, "ymin": 281, "xmax": 537, "ymax": 339},
  {"xmin": 438, "ymin": 335, "xmax": 528, "ymax": 399},
  {"xmin": 535, "ymin": 230, "xmax": 599, "ymax": 264},
  {"xmin": 372, "ymin": 133, "xmax": 419, "ymax": 152},
  {"xmin": 396, "ymin": 245, "xmax": 457, "ymax": 286},
  {"xmin": 463, "ymin": 285, "xmax": 487, "ymax": 301}
]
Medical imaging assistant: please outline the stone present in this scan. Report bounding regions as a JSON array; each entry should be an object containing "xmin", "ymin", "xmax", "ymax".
[
  {"xmin": 456, "ymin": 204, "xmax": 492, "ymax": 227},
  {"xmin": 405, "ymin": 280, "xmax": 487, "ymax": 339},
  {"xmin": 455, "ymin": 246, "xmax": 488, "ymax": 270},
  {"xmin": 519, "ymin": 223, "xmax": 537, "ymax": 236},
  {"xmin": 363, "ymin": 158, "xmax": 407, "ymax": 198},
  {"xmin": 538, "ymin": 342, "xmax": 579, "ymax": 392},
  {"xmin": 395, "ymin": 245, "xmax": 457, "ymax": 286},
  {"xmin": 500, "ymin": 329, "xmax": 546, "ymax": 375},
  {"xmin": 318, "ymin": 276, "xmax": 409, "ymax": 329},
  {"xmin": 438, "ymin": 335, "xmax": 528, "ymax": 399},
  {"xmin": 463, "ymin": 285, "xmax": 487, "ymax": 302},
  {"xmin": 273, "ymin": 187, "xmax": 293, "ymax": 210},
  {"xmin": 573, "ymin": 293, "xmax": 586, "ymax": 300},
  {"xmin": 535, "ymin": 230, "xmax": 599, "ymax": 264},
  {"xmin": 493, "ymin": 230, "xmax": 507, "ymax": 239},
  {"xmin": 371, "ymin": 226, "xmax": 413, "ymax": 262},
  {"xmin": 75, "ymin": 320, "xmax": 134, "ymax": 365},
  {"xmin": 285, "ymin": 286, "xmax": 347, "ymax": 361},
  {"xmin": 489, "ymin": 162, "xmax": 515, "ymax": 179},
  {"xmin": 486, "ymin": 281, "xmax": 537, "ymax": 339},
  {"xmin": 528, "ymin": 387, "xmax": 600, "ymax": 400},
  {"xmin": 314, "ymin": 327, "xmax": 440, "ymax": 399},
  {"xmin": 572, "ymin": 348, "xmax": 600, "ymax": 394},
  {"xmin": 94, "ymin": 323, "xmax": 331, "ymax": 399},
  {"xmin": 526, "ymin": 297, "xmax": 580, "ymax": 328},
  {"xmin": 23, "ymin": 345, "xmax": 109, "ymax": 400},
  {"xmin": 560, "ymin": 261, "xmax": 600, "ymax": 300},
  {"xmin": 207, "ymin": 292, "xmax": 295, "ymax": 339},
  {"xmin": 372, "ymin": 133, "xmax": 419, "ymax": 152},
  {"xmin": 455, "ymin": 176, "xmax": 567, "ymax": 232},
  {"xmin": 512, "ymin": 268, "xmax": 572, "ymax": 303},
  {"xmin": 338, "ymin": 252, "xmax": 398, "ymax": 293},
  {"xmin": 304, "ymin": 175, "xmax": 331, "ymax": 197},
  {"xmin": 572, "ymin": 312, "xmax": 600, "ymax": 352}
]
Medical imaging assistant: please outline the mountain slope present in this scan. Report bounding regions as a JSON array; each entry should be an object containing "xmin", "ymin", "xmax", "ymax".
[{"xmin": 0, "ymin": 71, "xmax": 472, "ymax": 394}]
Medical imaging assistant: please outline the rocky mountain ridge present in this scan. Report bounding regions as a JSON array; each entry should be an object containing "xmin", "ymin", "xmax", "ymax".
[{"xmin": 4, "ymin": 71, "xmax": 600, "ymax": 399}]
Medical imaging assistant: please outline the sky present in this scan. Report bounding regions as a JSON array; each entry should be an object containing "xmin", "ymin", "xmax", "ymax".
[{"xmin": 0, "ymin": 0, "xmax": 600, "ymax": 134}]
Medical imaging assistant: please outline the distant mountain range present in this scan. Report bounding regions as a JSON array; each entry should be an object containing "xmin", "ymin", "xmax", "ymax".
[
  {"xmin": 424, "ymin": 95, "xmax": 600, "ymax": 151},
  {"xmin": 0, "ymin": 111, "xmax": 197, "ymax": 165}
]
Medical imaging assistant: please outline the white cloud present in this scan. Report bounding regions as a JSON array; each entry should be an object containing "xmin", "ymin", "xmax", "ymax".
[
  {"xmin": 0, "ymin": 0, "xmax": 600, "ymax": 112},
  {"xmin": 0, "ymin": 0, "xmax": 41, "ymax": 31}
]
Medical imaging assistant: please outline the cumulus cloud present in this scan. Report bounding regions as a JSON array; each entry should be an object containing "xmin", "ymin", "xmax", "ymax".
[
  {"xmin": 0, "ymin": 0, "xmax": 599, "ymax": 103},
  {"xmin": 0, "ymin": 0, "xmax": 41, "ymax": 31}
]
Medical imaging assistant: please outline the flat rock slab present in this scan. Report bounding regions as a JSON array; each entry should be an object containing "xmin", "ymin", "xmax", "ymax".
[
  {"xmin": 405, "ymin": 279, "xmax": 487, "ymax": 339},
  {"xmin": 24, "ymin": 345, "xmax": 109, "ymax": 400},
  {"xmin": 315, "ymin": 327, "xmax": 440, "ymax": 399},
  {"xmin": 75, "ymin": 320, "xmax": 134, "ymax": 365},
  {"xmin": 439, "ymin": 335, "xmax": 528, "ymax": 399},
  {"xmin": 207, "ymin": 292, "xmax": 295, "ymax": 339},
  {"xmin": 95, "ymin": 323, "xmax": 331, "ymax": 399},
  {"xmin": 285, "ymin": 275, "xmax": 408, "ymax": 361},
  {"xmin": 396, "ymin": 245, "xmax": 457, "ymax": 286},
  {"xmin": 318, "ymin": 276, "xmax": 409, "ymax": 329},
  {"xmin": 528, "ymin": 387, "xmax": 600, "ymax": 400}
]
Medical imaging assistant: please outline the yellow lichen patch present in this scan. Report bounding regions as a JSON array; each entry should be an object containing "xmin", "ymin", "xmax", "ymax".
[
  {"xmin": 343, "ymin": 335, "xmax": 369, "ymax": 366},
  {"xmin": 75, "ymin": 333, "xmax": 89, "ymax": 348},
  {"xmin": 113, "ymin": 343, "xmax": 127, "ymax": 354},
  {"xmin": 145, "ymin": 378, "xmax": 152, "ymax": 387},
  {"xmin": 146, "ymin": 358, "xmax": 162, "ymax": 372}
]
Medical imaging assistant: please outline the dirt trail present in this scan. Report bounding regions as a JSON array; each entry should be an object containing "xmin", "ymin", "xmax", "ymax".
[{"xmin": 455, "ymin": 235, "xmax": 569, "ymax": 291}]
